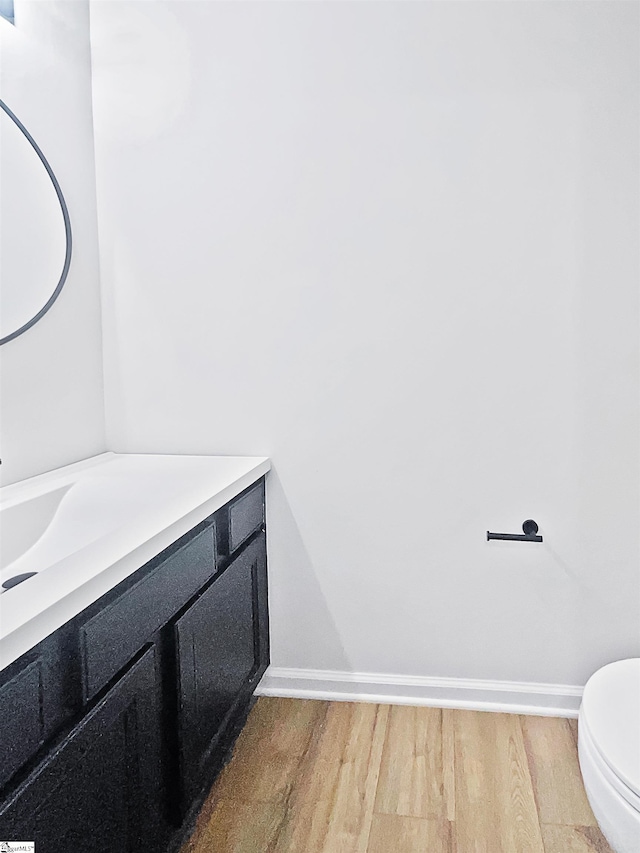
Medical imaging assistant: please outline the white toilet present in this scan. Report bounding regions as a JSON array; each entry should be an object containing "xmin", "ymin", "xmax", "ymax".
[{"xmin": 578, "ymin": 659, "xmax": 640, "ymax": 853}]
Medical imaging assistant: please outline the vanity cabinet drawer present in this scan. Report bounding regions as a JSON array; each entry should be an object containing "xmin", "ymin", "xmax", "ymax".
[
  {"xmin": 228, "ymin": 480, "xmax": 265, "ymax": 552},
  {"xmin": 79, "ymin": 524, "xmax": 216, "ymax": 702}
]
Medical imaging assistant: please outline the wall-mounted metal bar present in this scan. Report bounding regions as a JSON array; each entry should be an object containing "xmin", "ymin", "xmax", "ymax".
[
  {"xmin": 487, "ymin": 519, "xmax": 543, "ymax": 543},
  {"xmin": 487, "ymin": 531, "xmax": 542, "ymax": 542}
]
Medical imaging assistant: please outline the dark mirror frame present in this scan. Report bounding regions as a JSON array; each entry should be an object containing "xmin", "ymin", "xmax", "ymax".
[{"xmin": 0, "ymin": 99, "xmax": 72, "ymax": 346}]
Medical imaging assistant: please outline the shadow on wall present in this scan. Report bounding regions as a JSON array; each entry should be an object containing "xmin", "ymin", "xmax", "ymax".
[{"xmin": 265, "ymin": 468, "xmax": 351, "ymax": 673}]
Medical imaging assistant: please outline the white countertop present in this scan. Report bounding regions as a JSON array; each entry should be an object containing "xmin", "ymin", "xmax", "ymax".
[{"xmin": 0, "ymin": 452, "xmax": 270, "ymax": 671}]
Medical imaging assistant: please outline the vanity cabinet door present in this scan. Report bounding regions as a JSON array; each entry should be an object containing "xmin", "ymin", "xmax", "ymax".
[
  {"xmin": 0, "ymin": 622, "xmax": 77, "ymax": 792},
  {"xmin": 175, "ymin": 532, "xmax": 268, "ymax": 808},
  {"xmin": 0, "ymin": 646, "xmax": 165, "ymax": 853}
]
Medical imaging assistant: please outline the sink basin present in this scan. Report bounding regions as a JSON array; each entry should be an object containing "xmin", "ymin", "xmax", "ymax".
[
  {"xmin": 0, "ymin": 485, "xmax": 71, "ymax": 583},
  {"xmin": 0, "ymin": 459, "xmax": 159, "ymax": 590}
]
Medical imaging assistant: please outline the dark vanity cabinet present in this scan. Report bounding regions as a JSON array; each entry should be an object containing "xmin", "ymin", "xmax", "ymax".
[{"xmin": 0, "ymin": 477, "xmax": 269, "ymax": 852}]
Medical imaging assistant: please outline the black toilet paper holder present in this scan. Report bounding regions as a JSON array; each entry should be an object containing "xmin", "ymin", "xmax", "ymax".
[{"xmin": 487, "ymin": 519, "xmax": 542, "ymax": 543}]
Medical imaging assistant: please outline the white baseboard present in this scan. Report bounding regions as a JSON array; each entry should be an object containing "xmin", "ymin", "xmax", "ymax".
[{"xmin": 256, "ymin": 667, "xmax": 583, "ymax": 718}]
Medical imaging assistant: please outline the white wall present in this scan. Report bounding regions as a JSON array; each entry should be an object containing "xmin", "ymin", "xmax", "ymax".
[
  {"xmin": 0, "ymin": 0, "xmax": 106, "ymax": 486},
  {"xmin": 91, "ymin": 1, "xmax": 640, "ymax": 690}
]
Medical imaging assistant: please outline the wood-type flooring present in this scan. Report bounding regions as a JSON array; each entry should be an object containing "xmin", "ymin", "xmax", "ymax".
[{"xmin": 180, "ymin": 697, "xmax": 614, "ymax": 853}]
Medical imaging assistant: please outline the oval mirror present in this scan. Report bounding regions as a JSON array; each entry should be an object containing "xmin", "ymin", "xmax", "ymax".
[{"xmin": 0, "ymin": 99, "xmax": 72, "ymax": 345}]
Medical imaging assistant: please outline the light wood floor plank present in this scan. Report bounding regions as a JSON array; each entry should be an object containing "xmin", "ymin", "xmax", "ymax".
[
  {"xmin": 375, "ymin": 705, "xmax": 444, "ymax": 819},
  {"xmin": 541, "ymin": 824, "xmax": 615, "ymax": 853},
  {"xmin": 367, "ymin": 813, "xmax": 454, "ymax": 853},
  {"xmin": 442, "ymin": 708, "xmax": 456, "ymax": 822},
  {"xmin": 453, "ymin": 710, "xmax": 545, "ymax": 853},
  {"xmin": 520, "ymin": 715, "xmax": 596, "ymax": 826},
  {"xmin": 273, "ymin": 701, "xmax": 389, "ymax": 853},
  {"xmin": 354, "ymin": 702, "xmax": 390, "ymax": 853}
]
